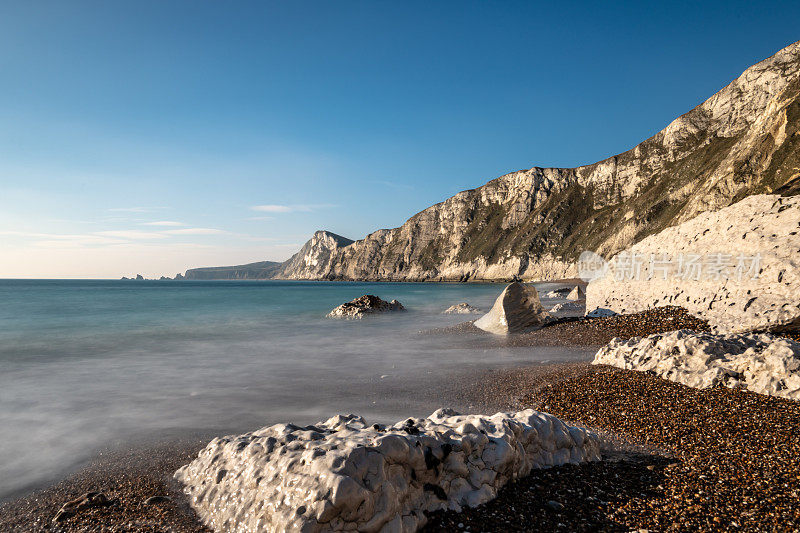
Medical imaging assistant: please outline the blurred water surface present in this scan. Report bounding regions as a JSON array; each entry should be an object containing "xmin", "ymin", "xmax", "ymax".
[{"xmin": 0, "ymin": 279, "xmax": 591, "ymax": 500}]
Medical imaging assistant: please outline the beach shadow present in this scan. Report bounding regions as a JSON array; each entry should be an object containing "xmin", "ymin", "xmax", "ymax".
[{"xmin": 423, "ymin": 451, "xmax": 671, "ymax": 532}]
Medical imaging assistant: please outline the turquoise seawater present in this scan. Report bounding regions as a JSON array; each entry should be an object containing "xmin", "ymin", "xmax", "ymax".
[{"xmin": 0, "ymin": 279, "xmax": 591, "ymax": 500}]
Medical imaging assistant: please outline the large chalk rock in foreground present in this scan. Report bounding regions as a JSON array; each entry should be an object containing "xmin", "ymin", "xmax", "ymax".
[
  {"xmin": 594, "ymin": 330, "xmax": 800, "ymax": 399},
  {"xmin": 586, "ymin": 195, "xmax": 800, "ymax": 334},
  {"xmin": 175, "ymin": 409, "xmax": 601, "ymax": 532},
  {"xmin": 327, "ymin": 295, "xmax": 405, "ymax": 319},
  {"xmin": 475, "ymin": 282, "xmax": 551, "ymax": 334}
]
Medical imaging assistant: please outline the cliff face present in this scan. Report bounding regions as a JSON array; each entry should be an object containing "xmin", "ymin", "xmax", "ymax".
[
  {"xmin": 275, "ymin": 40, "xmax": 800, "ymax": 281},
  {"xmin": 273, "ymin": 231, "xmax": 354, "ymax": 280},
  {"xmin": 184, "ymin": 40, "xmax": 800, "ymax": 282}
]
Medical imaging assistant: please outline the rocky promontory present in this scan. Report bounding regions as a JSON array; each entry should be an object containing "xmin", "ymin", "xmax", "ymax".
[{"xmin": 183, "ymin": 260, "xmax": 282, "ymax": 280}]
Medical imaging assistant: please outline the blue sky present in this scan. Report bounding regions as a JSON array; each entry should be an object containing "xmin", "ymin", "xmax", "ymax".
[{"xmin": 1, "ymin": 1, "xmax": 798, "ymax": 278}]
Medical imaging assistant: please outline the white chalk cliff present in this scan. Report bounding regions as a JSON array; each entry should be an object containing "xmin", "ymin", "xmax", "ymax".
[
  {"xmin": 254, "ymin": 40, "xmax": 800, "ymax": 282},
  {"xmin": 175, "ymin": 409, "xmax": 601, "ymax": 532},
  {"xmin": 586, "ymin": 194, "xmax": 800, "ymax": 334},
  {"xmin": 594, "ymin": 330, "xmax": 800, "ymax": 400}
]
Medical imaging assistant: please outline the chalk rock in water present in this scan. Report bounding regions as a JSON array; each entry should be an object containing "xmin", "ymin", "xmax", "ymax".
[
  {"xmin": 443, "ymin": 303, "xmax": 482, "ymax": 315},
  {"xmin": 586, "ymin": 194, "xmax": 800, "ymax": 334},
  {"xmin": 550, "ymin": 301, "xmax": 585, "ymax": 315},
  {"xmin": 174, "ymin": 409, "xmax": 601, "ymax": 533},
  {"xmin": 544, "ymin": 288, "xmax": 571, "ymax": 298},
  {"xmin": 566, "ymin": 285, "xmax": 586, "ymax": 301},
  {"xmin": 474, "ymin": 282, "xmax": 551, "ymax": 334},
  {"xmin": 327, "ymin": 295, "xmax": 405, "ymax": 319},
  {"xmin": 593, "ymin": 330, "xmax": 800, "ymax": 399}
]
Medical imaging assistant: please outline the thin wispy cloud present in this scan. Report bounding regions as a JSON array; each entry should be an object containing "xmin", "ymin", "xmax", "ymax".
[
  {"xmin": 162, "ymin": 228, "xmax": 228, "ymax": 235},
  {"xmin": 247, "ymin": 216, "xmax": 275, "ymax": 221},
  {"xmin": 0, "ymin": 230, "xmax": 45, "ymax": 238},
  {"xmin": 1, "ymin": 228, "xmax": 230, "ymax": 250},
  {"xmin": 32, "ymin": 237, "xmax": 128, "ymax": 248},
  {"xmin": 141, "ymin": 221, "xmax": 186, "ymax": 227},
  {"xmin": 239, "ymin": 235, "xmax": 279, "ymax": 242},
  {"xmin": 107, "ymin": 207, "xmax": 164, "ymax": 213},
  {"xmin": 250, "ymin": 203, "xmax": 336, "ymax": 213},
  {"xmin": 96, "ymin": 230, "xmax": 168, "ymax": 240},
  {"xmin": 0, "ymin": 231, "xmax": 129, "ymax": 248},
  {"xmin": 251, "ymin": 204, "xmax": 293, "ymax": 213}
]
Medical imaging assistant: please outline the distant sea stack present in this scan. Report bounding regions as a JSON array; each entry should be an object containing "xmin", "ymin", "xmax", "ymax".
[{"xmin": 182, "ymin": 40, "xmax": 800, "ymax": 282}]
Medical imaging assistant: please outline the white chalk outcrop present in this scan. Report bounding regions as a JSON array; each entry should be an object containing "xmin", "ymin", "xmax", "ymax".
[
  {"xmin": 474, "ymin": 282, "xmax": 551, "ymax": 334},
  {"xmin": 175, "ymin": 409, "xmax": 601, "ymax": 533},
  {"xmin": 443, "ymin": 303, "xmax": 482, "ymax": 315},
  {"xmin": 566, "ymin": 285, "xmax": 586, "ymax": 301},
  {"xmin": 544, "ymin": 288, "xmax": 571, "ymax": 299},
  {"xmin": 586, "ymin": 195, "xmax": 800, "ymax": 334},
  {"xmin": 593, "ymin": 330, "xmax": 800, "ymax": 399}
]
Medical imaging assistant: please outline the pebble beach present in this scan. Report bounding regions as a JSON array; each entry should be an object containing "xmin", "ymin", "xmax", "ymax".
[
  {"xmin": 3, "ymin": 307, "xmax": 799, "ymax": 531},
  {"xmin": 426, "ymin": 363, "xmax": 800, "ymax": 531}
]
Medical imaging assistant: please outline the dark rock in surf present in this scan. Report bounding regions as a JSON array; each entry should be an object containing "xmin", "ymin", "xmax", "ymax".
[{"xmin": 327, "ymin": 295, "xmax": 405, "ymax": 319}]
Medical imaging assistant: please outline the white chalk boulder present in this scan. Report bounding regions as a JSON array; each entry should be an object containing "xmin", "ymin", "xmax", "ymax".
[
  {"xmin": 593, "ymin": 330, "xmax": 800, "ymax": 399},
  {"xmin": 566, "ymin": 285, "xmax": 586, "ymax": 301},
  {"xmin": 474, "ymin": 282, "xmax": 551, "ymax": 334},
  {"xmin": 175, "ymin": 409, "xmax": 601, "ymax": 532},
  {"xmin": 443, "ymin": 303, "xmax": 482, "ymax": 315},
  {"xmin": 586, "ymin": 194, "xmax": 800, "ymax": 334},
  {"xmin": 544, "ymin": 288, "xmax": 571, "ymax": 299}
]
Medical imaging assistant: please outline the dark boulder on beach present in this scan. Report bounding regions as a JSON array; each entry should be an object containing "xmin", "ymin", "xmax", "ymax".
[{"xmin": 327, "ymin": 295, "xmax": 405, "ymax": 319}]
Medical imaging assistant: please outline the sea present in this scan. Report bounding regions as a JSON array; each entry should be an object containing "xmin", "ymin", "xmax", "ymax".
[{"xmin": 0, "ymin": 279, "xmax": 594, "ymax": 501}]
